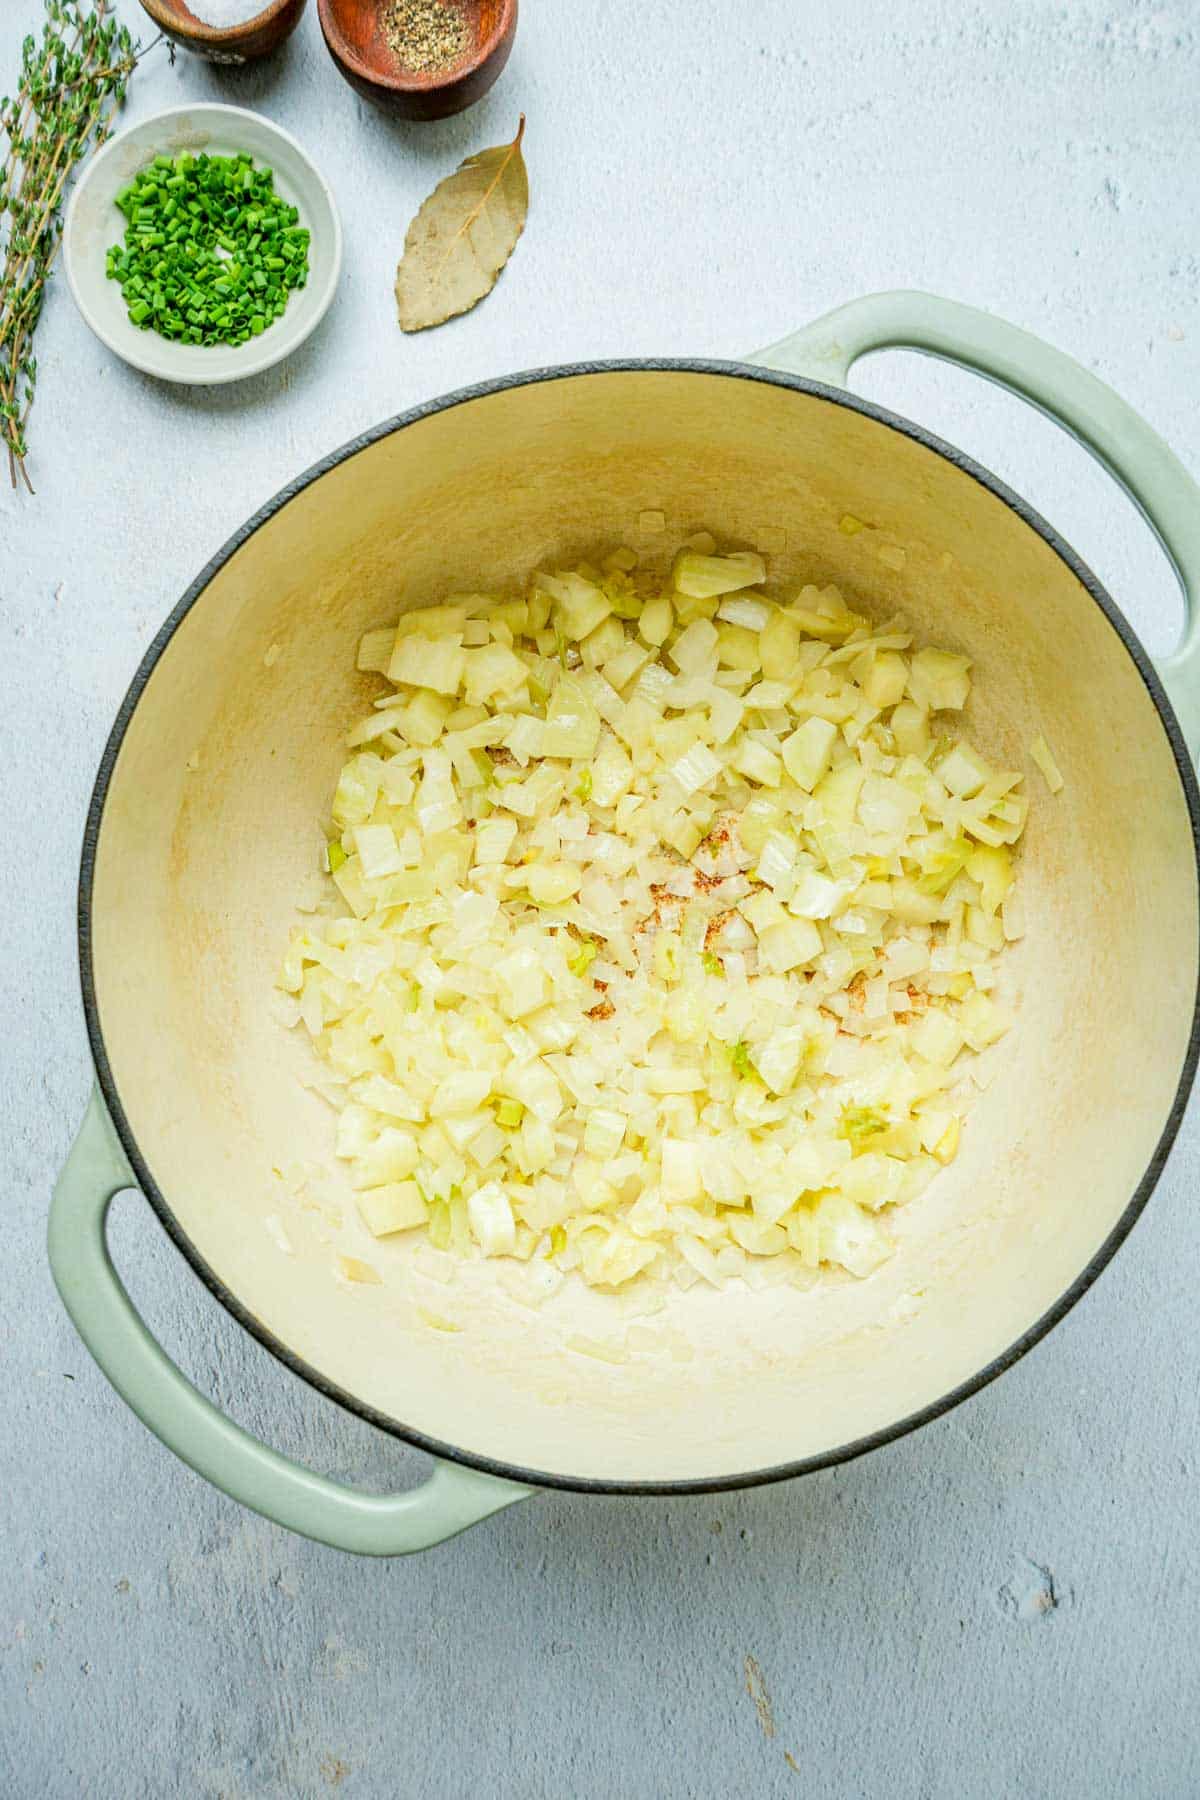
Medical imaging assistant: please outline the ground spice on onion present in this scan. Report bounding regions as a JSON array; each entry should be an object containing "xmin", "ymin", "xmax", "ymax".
[{"xmin": 382, "ymin": 0, "xmax": 468, "ymax": 74}]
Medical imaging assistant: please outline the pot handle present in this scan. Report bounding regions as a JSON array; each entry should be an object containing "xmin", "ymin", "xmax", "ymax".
[
  {"xmin": 751, "ymin": 290, "xmax": 1200, "ymax": 754},
  {"xmin": 49, "ymin": 1089, "xmax": 533, "ymax": 1555}
]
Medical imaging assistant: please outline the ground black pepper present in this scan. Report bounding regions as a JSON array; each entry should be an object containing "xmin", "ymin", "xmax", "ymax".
[{"xmin": 382, "ymin": 0, "xmax": 468, "ymax": 74}]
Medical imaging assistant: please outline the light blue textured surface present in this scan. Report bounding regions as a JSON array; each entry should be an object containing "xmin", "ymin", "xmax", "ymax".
[{"xmin": 3, "ymin": 2, "xmax": 1200, "ymax": 1794}]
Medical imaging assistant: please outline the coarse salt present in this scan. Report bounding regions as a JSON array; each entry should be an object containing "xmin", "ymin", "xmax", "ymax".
[{"xmin": 189, "ymin": 0, "xmax": 264, "ymax": 27}]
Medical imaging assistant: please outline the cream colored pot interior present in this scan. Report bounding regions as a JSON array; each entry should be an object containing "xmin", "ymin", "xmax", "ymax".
[{"xmin": 90, "ymin": 370, "xmax": 1198, "ymax": 1485}]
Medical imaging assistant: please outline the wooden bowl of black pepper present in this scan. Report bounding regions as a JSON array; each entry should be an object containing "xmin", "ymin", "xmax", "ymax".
[{"xmin": 317, "ymin": 0, "xmax": 516, "ymax": 120}]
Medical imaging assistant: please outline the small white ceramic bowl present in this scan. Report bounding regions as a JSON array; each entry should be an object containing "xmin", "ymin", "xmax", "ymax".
[{"xmin": 64, "ymin": 103, "xmax": 342, "ymax": 385}]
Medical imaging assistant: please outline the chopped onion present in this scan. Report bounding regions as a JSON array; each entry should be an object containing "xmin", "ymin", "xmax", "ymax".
[
  {"xmin": 282, "ymin": 538, "xmax": 1030, "ymax": 1294},
  {"xmin": 1030, "ymin": 733, "xmax": 1065, "ymax": 794}
]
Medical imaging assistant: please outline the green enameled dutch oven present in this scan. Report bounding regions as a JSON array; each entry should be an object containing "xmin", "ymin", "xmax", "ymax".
[{"xmin": 49, "ymin": 294, "xmax": 1200, "ymax": 1553}]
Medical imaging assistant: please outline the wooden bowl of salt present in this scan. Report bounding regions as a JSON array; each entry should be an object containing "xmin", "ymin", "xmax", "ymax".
[{"xmin": 138, "ymin": 0, "xmax": 308, "ymax": 63}]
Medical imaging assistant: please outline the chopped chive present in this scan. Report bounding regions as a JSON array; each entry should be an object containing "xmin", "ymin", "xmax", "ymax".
[{"xmin": 104, "ymin": 150, "xmax": 310, "ymax": 348}]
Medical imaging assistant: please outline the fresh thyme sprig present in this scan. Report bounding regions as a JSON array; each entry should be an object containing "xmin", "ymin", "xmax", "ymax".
[{"xmin": 0, "ymin": 2, "xmax": 162, "ymax": 493}]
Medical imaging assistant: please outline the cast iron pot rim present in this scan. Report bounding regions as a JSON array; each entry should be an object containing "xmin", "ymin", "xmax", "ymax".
[{"xmin": 78, "ymin": 356, "xmax": 1200, "ymax": 1498}]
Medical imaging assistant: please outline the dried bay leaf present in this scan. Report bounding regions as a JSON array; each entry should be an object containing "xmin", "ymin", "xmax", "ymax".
[{"xmin": 395, "ymin": 116, "xmax": 529, "ymax": 334}]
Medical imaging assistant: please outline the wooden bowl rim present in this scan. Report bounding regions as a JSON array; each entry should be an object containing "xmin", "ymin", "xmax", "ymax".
[
  {"xmin": 138, "ymin": 0, "xmax": 300, "ymax": 47},
  {"xmin": 316, "ymin": 0, "xmax": 516, "ymax": 95}
]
